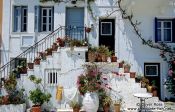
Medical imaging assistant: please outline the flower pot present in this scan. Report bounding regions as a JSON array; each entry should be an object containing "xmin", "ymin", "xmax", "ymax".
[
  {"xmin": 103, "ymin": 105, "xmax": 110, "ymax": 112},
  {"xmin": 73, "ymin": 108, "xmax": 80, "ymax": 112},
  {"xmin": 152, "ymin": 90, "xmax": 157, "ymax": 97},
  {"xmin": 28, "ymin": 63, "xmax": 34, "ymax": 69},
  {"xmin": 114, "ymin": 103, "xmax": 120, "ymax": 112},
  {"xmin": 34, "ymin": 58, "xmax": 40, "ymax": 65},
  {"xmin": 97, "ymin": 55, "xmax": 102, "ymax": 62},
  {"xmin": 119, "ymin": 62, "xmax": 124, "ymax": 68},
  {"xmin": 31, "ymin": 105, "xmax": 41, "ymax": 112},
  {"xmin": 147, "ymin": 85, "xmax": 153, "ymax": 93},
  {"xmin": 101, "ymin": 54, "xmax": 107, "ymax": 62},
  {"xmin": 111, "ymin": 56, "xmax": 117, "ymax": 62},
  {"xmin": 88, "ymin": 52, "xmax": 96, "ymax": 62},
  {"xmin": 124, "ymin": 66, "xmax": 130, "ymax": 73},
  {"xmin": 130, "ymin": 72, "xmax": 136, "ymax": 78},
  {"xmin": 52, "ymin": 44, "xmax": 58, "ymax": 51},
  {"xmin": 85, "ymin": 27, "xmax": 91, "ymax": 33},
  {"xmin": 83, "ymin": 92, "xmax": 99, "ymax": 112},
  {"xmin": 20, "ymin": 67, "xmax": 27, "ymax": 74}
]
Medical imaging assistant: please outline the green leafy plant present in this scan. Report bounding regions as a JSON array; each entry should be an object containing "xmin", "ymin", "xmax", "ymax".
[
  {"xmin": 69, "ymin": 100, "xmax": 82, "ymax": 109},
  {"xmin": 101, "ymin": 94, "xmax": 112, "ymax": 107},
  {"xmin": 29, "ymin": 75, "xmax": 51, "ymax": 106},
  {"xmin": 4, "ymin": 73, "xmax": 17, "ymax": 93}
]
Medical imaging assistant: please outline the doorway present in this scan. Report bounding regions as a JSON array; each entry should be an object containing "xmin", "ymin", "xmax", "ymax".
[{"xmin": 99, "ymin": 19, "xmax": 115, "ymax": 51}]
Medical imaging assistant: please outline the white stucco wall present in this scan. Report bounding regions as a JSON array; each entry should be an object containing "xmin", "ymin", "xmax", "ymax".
[{"xmin": 1, "ymin": 0, "xmax": 175, "ymax": 100}]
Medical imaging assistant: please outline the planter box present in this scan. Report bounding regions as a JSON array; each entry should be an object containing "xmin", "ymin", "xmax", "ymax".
[{"xmin": 0, "ymin": 103, "xmax": 26, "ymax": 112}]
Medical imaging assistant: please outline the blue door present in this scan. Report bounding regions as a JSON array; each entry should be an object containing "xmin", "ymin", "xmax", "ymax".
[{"xmin": 66, "ymin": 8, "xmax": 84, "ymax": 40}]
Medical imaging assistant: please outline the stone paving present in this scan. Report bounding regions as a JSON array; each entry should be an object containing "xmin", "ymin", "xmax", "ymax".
[{"xmin": 164, "ymin": 102, "xmax": 175, "ymax": 112}]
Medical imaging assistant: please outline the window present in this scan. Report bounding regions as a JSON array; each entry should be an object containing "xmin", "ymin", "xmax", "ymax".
[
  {"xmin": 101, "ymin": 22, "xmax": 112, "ymax": 35},
  {"xmin": 10, "ymin": 58, "xmax": 27, "ymax": 71},
  {"xmin": 45, "ymin": 69, "xmax": 60, "ymax": 86},
  {"xmin": 144, "ymin": 63, "xmax": 160, "ymax": 76},
  {"xmin": 14, "ymin": 6, "xmax": 28, "ymax": 32},
  {"xmin": 35, "ymin": 6, "xmax": 54, "ymax": 32},
  {"xmin": 155, "ymin": 18, "xmax": 175, "ymax": 43},
  {"xmin": 21, "ymin": 35, "xmax": 34, "ymax": 47}
]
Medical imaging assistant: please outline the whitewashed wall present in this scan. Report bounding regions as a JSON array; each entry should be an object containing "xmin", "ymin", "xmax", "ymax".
[{"xmin": 1, "ymin": 0, "xmax": 175, "ymax": 100}]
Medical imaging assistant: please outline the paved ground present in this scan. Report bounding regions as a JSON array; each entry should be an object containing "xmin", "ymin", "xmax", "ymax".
[{"xmin": 164, "ymin": 102, "xmax": 175, "ymax": 112}]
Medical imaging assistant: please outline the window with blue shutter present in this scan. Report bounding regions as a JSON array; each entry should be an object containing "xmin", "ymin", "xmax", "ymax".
[
  {"xmin": 35, "ymin": 6, "xmax": 54, "ymax": 32},
  {"xmin": 155, "ymin": 18, "xmax": 173, "ymax": 43},
  {"xmin": 13, "ymin": 6, "xmax": 28, "ymax": 32}
]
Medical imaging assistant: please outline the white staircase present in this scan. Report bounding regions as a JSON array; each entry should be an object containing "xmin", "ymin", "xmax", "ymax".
[{"xmin": 19, "ymin": 47, "xmax": 165, "ymax": 112}]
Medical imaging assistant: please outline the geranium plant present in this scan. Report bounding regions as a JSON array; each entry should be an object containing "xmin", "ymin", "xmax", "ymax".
[{"xmin": 77, "ymin": 64, "xmax": 103, "ymax": 95}]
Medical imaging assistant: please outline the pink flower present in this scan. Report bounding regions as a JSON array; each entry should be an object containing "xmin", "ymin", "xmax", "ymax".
[
  {"xmin": 102, "ymin": 76, "xmax": 107, "ymax": 80},
  {"xmin": 168, "ymin": 70, "xmax": 173, "ymax": 76}
]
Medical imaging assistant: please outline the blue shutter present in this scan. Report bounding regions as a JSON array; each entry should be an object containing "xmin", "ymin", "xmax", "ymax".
[
  {"xmin": 34, "ymin": 6, "xmax": 41, "ymax": 32},
  {"xmin": 52, "ymin": 6, "xmax": 54, "ymax": 31},
  {"xmin": 155, "ymin": 17, "xmax": 158, "ymax": 42},
  {"xmin": 172, "ymin": 18, "xmax": 175, "ymax": 42},
  {"xmin": 14, "ymin": 7, "xmax": 21, "ymax": 32}
]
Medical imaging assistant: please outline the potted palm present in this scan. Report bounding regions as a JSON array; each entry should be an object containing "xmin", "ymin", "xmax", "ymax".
[
  {"xmin": 69, "ymin": 100, "xmax": 82, "ymax": 112},
  {"xmin": 29, "ymin": 75, "xmax": 51, "ymax": 112},
  {"xmin": 97, "ymin": 45, "xmax": 111, "ymax": 62},
  {"xmin": 88, "ymin": 47, "xmax": 97, "ymax": 62}
]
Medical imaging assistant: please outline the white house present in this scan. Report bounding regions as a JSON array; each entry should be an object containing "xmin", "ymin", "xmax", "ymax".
[{"xmin": 0, "ymin": 0, "xmax": 175, "ymax": 111}]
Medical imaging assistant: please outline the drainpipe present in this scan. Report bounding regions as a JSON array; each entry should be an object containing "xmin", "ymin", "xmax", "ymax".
[{"xmin": 0, "ymin": 0, "xmax": 3, "ymax": 67}]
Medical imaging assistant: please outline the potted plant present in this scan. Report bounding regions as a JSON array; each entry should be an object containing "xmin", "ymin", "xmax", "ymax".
[
  {"xmin": 101, "ymin": 94, "xmax": 112, "ymax": 112},
  {"xmin": 114, "ymin": 98, "xmax": 122, "ymax": 112},
  {"xmin": 52, "ymin": 42, "xmax": 58, "ymax": 51},
  {"xmin": 151, "ymin": 80, "xmax": 158, "ymax": 96},
  {"xmin": 118, "ymin": 60, "xmax": 124, "ymax": 68},
  {"xmin": 77, "ymin": 64, "xmax": 103, "ymax": 112},
  {"xmin": 29, "ymin": 75, "xmax": 52, "ymax": 112},
  {"xmin": 45, "ymin": 48, "xmax": 53, "ymax": 56},
  {"xmin": 69, "ymin": 100, "xmax": 82, "ymax": 112},
  {"xmin": 97, "ymin": 45, "xmax": 111, "ymax": 62},
  {"xmin": 34, "ymin": 57, "xmax": 41, "ymax": 65},
  {"xmin": 38, "ymin": 52, "xmax": 46, "ymax": 60},
  {"xmin": 19, "ymin": 61, "xmax": 27, "ymax": 74},
  {"xmin": 56, "ymin": 37, "xmax": 65, "ymax": 47},
  {"xmin": 85, "ymin": 27, "xmax": 91, "ymax": 33},
  {"xmin": 140, "ymin": 77, "xmax": 149, "ymax": 88},
  {"xmin": 111, "ymin": 53, "xmax": 117, "ymax": 62},
  {"xmin": 123, "ymin": 62, "xmax": 131, "ymax": 73},
  {"xmin": 135, "ymin": 74, "xmax": 143, "ymax": 83},
  {"xmin": 130, "ymin": 72, "xmax": 136, "ymax": 78},
  {"xmin": 88, "ymin": 47, "xmax": 97, "ymax": 62}
]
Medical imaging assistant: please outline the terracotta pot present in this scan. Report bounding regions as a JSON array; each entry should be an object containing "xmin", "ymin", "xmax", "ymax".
[
  {"xmin": 20, "ymin": 67, "xmax": 27, "ymax": 74},
  {"xmin": 73, "ymin": 108, "xmax": 80, "ymax": 112},
  {"xmin": 119, "ymin": 62, "xmax": 124, "ymax": 68},
  {"xmin": 88, "ymin": 52, "xmax": 96, "ymax": 62},
  {"xmin": 130, "ymin": 72, "xmax": 136, "ymax": 78},
  {"xmin": 114, "ymin": 103, "xmax": 120, "ymax": 112},
  {"xmin": 101, "ymin": 54, "xmax": 107, "ymax": 62},
  {"xmin": 111, "ymin": 56, "xmax": 117, "ymax": 62},
  {"xmin": 124, "ymin": 66, "xmax": 130, "ymax": 73},
  {"xmin": 46, "ymin": 51, "xmax": 52, "ymax": 56},
  {"xmin": 152, "ymin": 90, "xmax": 158, "ymax": 97},
  {"xmin": 31, "ymin": 106, "xmax": 41, "ymax": 112},
  {"xmin": 103, "ymin": 105, "xmax": 110, "ymax": 112},
  {"xmin": 52, "ymin": 44, "xmax": 58, "ymax": 51},
  {"xmin": 28, "ymin": 63, "xmax": 34, "ymax": 69},
  {"xmin": 85, "ymin": 27, "xmax": 91, "ymax": 33},
  {"xmin": 2, "ymin": 95, "xmax": 9, "ymax": 105},
  {"xmin": 34, "ymin": 58, "xmax": 41, "ymax": 65},
  {"xmin": 97, "ymin": 55, "xmax": 102, "ymax": 62}
]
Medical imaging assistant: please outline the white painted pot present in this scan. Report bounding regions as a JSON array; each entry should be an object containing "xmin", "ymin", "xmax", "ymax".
[{"xmin": 83, "ymin": 92, "xmax": 99, "ymax": 112}]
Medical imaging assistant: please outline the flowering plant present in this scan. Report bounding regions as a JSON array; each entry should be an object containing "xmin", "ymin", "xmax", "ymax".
[
  {"xmin": 77, "ymin": 64, "xmax": 103, "ymax": 95},
  {"xmin": 164, "ymin": 60, "xmax": 175, "ymax": 96}
]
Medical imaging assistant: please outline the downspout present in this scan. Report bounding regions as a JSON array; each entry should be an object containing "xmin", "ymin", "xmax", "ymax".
[{"xmin": 0, "ymin": 0, "xmax": 3, "ymax": 67}]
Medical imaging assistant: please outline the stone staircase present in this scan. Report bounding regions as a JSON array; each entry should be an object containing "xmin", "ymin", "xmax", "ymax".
[{"xmin": 17, "ymin": 47, "xmax": 165, "ymax": 112}]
